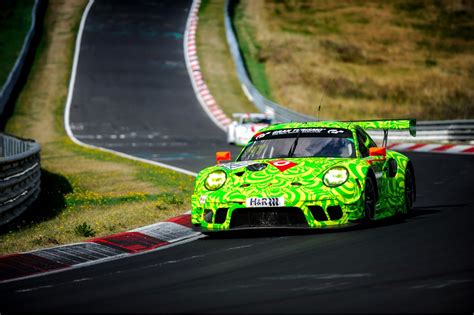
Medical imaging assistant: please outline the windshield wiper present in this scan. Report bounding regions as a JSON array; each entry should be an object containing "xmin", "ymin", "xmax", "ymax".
[{"xmin": 287, "ymin": 129, "xmax": 301, "ymax": 157}]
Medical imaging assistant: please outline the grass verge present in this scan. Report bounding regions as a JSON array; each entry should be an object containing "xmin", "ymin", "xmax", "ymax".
[
  {"xmin": 0, "ymin": 0, "xmax": 34, "ymax": 87},
  {"xmin": 0, "ymin": 1, "xmax": 195, "ymax": 255},
  {"xmin": 232, "ymin": 0, "xmax": 474, "ymax": 120},
  {"xmin": 231, "ymin": 0, "xmax": 274, "ymax": 101},
  {"xmin": 197, "ymin": 0, "xmax": 256, "ymax": 116}
]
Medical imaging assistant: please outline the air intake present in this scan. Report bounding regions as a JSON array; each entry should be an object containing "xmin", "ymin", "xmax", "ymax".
[
  {"xmin": 327, "ymin": 206, "xmax": 343, "ymax": 220},
  {"xmin": 308, "ymin": 205, "xmax": 328, "ymax": 222},
  {"xmin": 230, "ymin": 207, "xmax": 308, "ymax": 228}
]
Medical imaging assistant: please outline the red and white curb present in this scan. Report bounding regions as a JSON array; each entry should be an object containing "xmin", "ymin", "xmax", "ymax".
[
  {"xmin": 184, "ymin": 0, "xmax": 232, "ymax": 132},
  {"xmin": 388, "ymin": 143, "xmax": 474, "ymax": 155},
  {"xmin": 0, "ymin": 0, "xmax": 207, "ymax": 285},
  {"xmin": 0, "ymin": 214, "xmax": 202, "ymax": 283}
]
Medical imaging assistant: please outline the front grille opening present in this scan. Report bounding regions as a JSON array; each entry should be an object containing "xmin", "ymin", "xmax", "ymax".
[
  {"xmin": 215, "ymin": 208, "xmax": 228, "ymax": 224},
  {"xmin": 309, "ymin": 205, "xmax": 328, "ymax": 221},
  {"xmin": 203, "ymin": 209, "xmax": 213, "ymax": 223},
  {"xmin": 229, "ymin": 207, "xmax": 308, "ymax": 228},
  {"xmin": 327, "ymin": 205, "xmax": 343, "ymax": 220}
]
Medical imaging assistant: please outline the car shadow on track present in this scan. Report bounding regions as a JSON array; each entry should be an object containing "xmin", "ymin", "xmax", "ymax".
[
  {"xmin": 200, "ymin": 221, "xmax": 388, "ymax": 240},
  {"xmin": 200, "ymin": 206, "xmax": 446, "ymax": 239}
]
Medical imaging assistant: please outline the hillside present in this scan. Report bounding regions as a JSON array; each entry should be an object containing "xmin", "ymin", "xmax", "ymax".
[{"xmin": 233, "ymin": 0, "xmax": 474, "ymax": 120}]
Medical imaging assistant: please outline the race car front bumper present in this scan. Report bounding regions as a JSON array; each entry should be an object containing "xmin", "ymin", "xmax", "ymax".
[{"xmin": 191, "ymin": 197, "xmax": 365, "ymax": 231}]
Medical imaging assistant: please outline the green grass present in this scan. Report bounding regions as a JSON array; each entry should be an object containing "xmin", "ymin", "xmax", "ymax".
[
  {"xmin": 196, "ymin": 0, "xmax": 256, "ymax": 116},
  {"xmin": 231, "ymin": 2, "xmax": 274, "ymax": 101},
  {"xmin": 0, "ymin": 0, "xmax": 34, "ymax": 87},
  {"xmin": 0, "ymin": 1, "xmax": 195, "ymax": 255}
]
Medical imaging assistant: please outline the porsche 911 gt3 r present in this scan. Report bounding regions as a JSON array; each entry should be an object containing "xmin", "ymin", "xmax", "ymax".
[{"xmin": 192, "ymin": 119, "xmax": 416, "ymax": 231}]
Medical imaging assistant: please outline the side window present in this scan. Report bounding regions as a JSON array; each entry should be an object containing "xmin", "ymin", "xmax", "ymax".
[{"xmin": 356, "ymin": 130, "xmax": 369, "ymax": 157}]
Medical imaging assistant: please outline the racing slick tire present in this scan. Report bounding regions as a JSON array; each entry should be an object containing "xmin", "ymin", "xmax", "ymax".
[{"xmin": 363, "ymin": 176, "xmax": 376, "ymax": 222}]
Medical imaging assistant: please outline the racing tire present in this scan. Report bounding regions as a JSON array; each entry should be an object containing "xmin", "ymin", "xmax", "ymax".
[
  {"xmin": 364, "ymin": 176, "xmax": 376, "ymax": 222},
  {"xmin": 404, "ymin": 167, "xmax": 415, "ymax": 215}
]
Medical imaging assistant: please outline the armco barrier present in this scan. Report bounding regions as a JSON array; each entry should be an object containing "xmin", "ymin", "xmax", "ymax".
[
  {"xmin": 368, "ymin": 120, "xmax": 474, "ymax": 144},
  {"xmin": 0, "ymin": 134, "xmax": 41, "ymax": 226},
  {"xmin": 224, "ymin": 0, "xmax": 474, "ymax": 143},
  {"xmin": 0, "ymin": 0, "xmax": 42, "ymax": 117},
  {"xmin": 224, "ymin": 0, "xmax": 313, "ymax": 123}
]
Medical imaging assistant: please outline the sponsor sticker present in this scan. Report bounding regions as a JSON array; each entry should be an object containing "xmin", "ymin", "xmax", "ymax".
[
  {"xmin": 253, "ymin": 128, "xmax": 351, "ymax": 140},
  {"xmin": 246, "ymin": 197, "xmax": 285, "ymax": 208},
  {"xmin": 268, "ymin": 160, "xmax": 297, "ymax": 172},
  {"xmin": 254, "ymin": 131, "xmax": 271, "ymax": 140}
]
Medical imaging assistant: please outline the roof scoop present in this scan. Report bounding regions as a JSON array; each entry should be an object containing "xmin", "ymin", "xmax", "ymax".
[{"xmin": 247, "ymin": 163, "xmax": 267, "ymax": 172}]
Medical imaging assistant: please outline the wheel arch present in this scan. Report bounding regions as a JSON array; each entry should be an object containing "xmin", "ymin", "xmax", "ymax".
[
  {"xmin": 388, "ymin": 151, "xmax": 416, "ymax": 204},
  {"xmin": 365, "ymin": 167, "xmax": 379, "ymax": 202}
]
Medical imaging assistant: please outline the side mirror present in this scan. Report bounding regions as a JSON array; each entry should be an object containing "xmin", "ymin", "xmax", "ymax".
[
  {"xmin": 369, "ymin": 147, "xmax": 386, "ymax": 157},
  {"xmin": 216, "ymin": 151, "xmax": 231, "ymax": 164}
]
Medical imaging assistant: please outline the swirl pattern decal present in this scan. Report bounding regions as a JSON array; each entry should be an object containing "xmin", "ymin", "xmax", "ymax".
[{"xmin": 191, "ymin": 121, "xmax": 415, "ymax": 230}]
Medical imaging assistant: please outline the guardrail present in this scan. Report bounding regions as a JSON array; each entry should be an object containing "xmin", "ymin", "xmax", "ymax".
[
  {"xmin": 224, "ymin": 0, "xmax": 474, "ymax": 144},
  {"xmin": 0, "ymin": 134, "xmax": 41, "ymax": 226},
  {"xmin": 0, "ymin": 0, "xmax": 42, "ymax": 117},
  {"xmin": 224, "ymin": 0, "xmax": 313, "ymax": 123},
  {"xmin": 368, "ymin": 120, "xmax": 474, "ymax": 144}
]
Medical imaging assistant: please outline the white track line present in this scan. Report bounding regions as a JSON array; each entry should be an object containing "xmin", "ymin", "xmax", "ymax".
[{"xmin": 64, "ymin": 0, "xmax": 197, "ymax": 177}]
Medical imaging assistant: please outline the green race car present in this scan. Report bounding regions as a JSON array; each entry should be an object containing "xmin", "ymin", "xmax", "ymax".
[{"xmin": 191, "ymin": 119, "xmax": 416, "ymax": 231}]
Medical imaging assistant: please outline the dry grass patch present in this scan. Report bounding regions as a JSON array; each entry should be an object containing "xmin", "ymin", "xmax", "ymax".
[
  {"xmin": 197, "ymin": 0, "xmax": 256, "ymax": 116},
  {"xmin": 0, "ymin": 0, "xmax": 195, "ymax": 255},
  {"xmin": 1, "ymin": 200, "xmax": 186, "ymax": 254},
  {"xmin": 235, "ymin": 0, "xmax": 474, "ymax": 120}
]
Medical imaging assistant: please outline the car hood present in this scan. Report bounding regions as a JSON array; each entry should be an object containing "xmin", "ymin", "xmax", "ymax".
[{"xmin": 197, "ymin": 157, "xmax": 362, "ymax": 202}]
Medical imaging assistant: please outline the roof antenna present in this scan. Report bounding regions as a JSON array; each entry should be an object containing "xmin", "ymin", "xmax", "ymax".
[{"xmin": 317, "ymin": 92, "xmax": 325, "ymax": 122}]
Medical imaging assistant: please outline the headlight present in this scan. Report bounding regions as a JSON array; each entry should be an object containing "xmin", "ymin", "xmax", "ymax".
[
  {"xmin": 323, "ymin": 167, "xmax": 349, "ymax": 187},
  {"xmin": 204, "ymin": 170, "xmax": 227, "ymax": 191}
]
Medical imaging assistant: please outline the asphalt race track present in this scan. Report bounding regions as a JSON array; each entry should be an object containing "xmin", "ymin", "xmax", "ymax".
[
  {"xmin": 68, "ymin": 0, "xmax": 240, "ymax": 172},
  {"xmin": 1, "ymin": 0, "xmax": 473, "ymax": 313},
  {"xmin": 1, "ymin": 152, "xmax": 473, "ymax": 313}
]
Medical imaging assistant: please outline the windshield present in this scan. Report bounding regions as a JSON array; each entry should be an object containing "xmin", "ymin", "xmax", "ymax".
[{"xmin": 238, "ymin": 128, "xmax": 355, "ymax": 161}]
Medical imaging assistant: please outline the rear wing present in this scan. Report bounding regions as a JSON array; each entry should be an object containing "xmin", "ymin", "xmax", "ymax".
[
  {"xmin": 348, "ymin": 119, "xmax": 416, "ymax": 136},
  {"xmin": 347, "ymin": 119, "xmax": 416, "ymax": 147}
]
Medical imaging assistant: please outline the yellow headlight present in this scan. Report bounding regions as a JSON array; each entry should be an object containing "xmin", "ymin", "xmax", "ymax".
[
  {"xmin": 323, "ymin": 167, "xmax": 348, "ymax": 187},
  {"xmin": 204, "ymin": 170, "xmax": 227, "ymax": 191}
]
